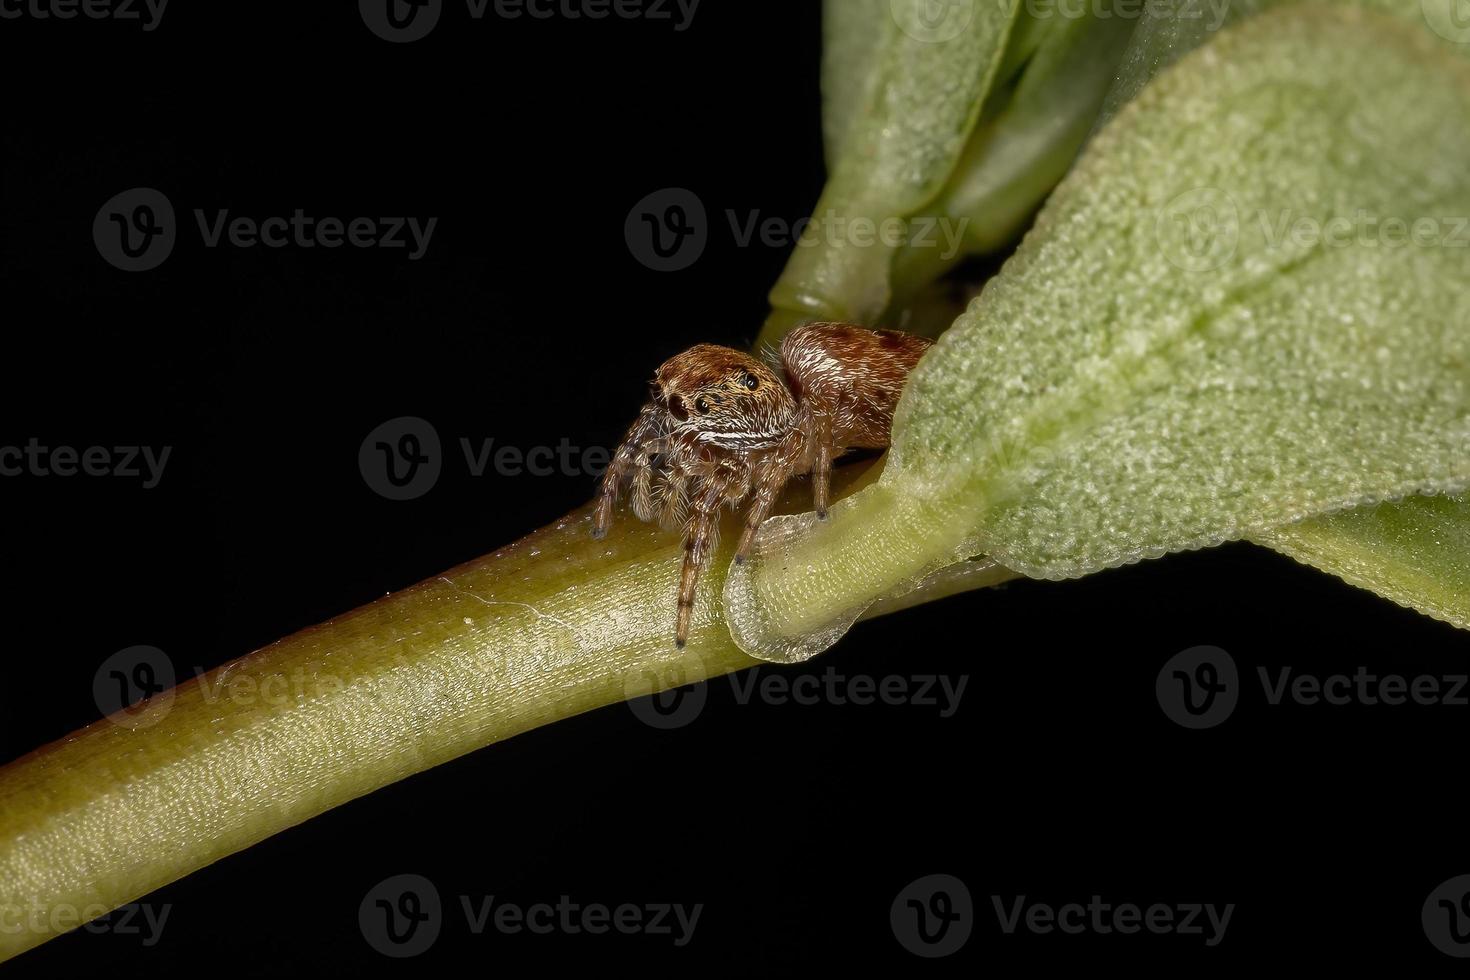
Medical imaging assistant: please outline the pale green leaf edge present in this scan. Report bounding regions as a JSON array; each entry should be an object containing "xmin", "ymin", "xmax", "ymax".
[{"xmin": 1254, "ymin": 494, "xmax": 1470, "ymax": 630}]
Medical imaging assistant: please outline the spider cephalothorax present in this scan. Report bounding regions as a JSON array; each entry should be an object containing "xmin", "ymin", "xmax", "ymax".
[
  {"xmin": 651, "ymin": 345, "xmax": 795, "ymax": 448},
  {"xmin": 592, "ymin": 322, "xmax": 932, "ymax": 647}
]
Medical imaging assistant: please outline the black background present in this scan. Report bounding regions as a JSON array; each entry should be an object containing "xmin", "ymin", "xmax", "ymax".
[{"xmin": 2, "ymin": 1, "xmax": 1468, "ymax": 974}]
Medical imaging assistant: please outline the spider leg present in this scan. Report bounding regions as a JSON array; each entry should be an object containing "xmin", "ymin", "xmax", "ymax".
[
  {"xmin": 674, "ymin": 461, "xmax": 746, "ymax": 648},
  {"xmin": 655, "ymin": 462, "xmax": 689, "ymax": 531},
  {"xmin": 734, "ymin": 436, "xmax": 802, "ymax": 562},
  {"xmin": 810, "ymin": 414, "xmax": 834, "ymax": 521},
  {"xmin": 593, "ymin": 406, "xmax": 664, "ymax": 538},
  {"xmin": 630, "ymin": 437, "xmax": 674, "ymax": 522}
]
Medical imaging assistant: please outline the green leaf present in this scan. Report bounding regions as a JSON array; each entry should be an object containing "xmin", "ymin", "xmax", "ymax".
[
  {"xmin": 728, "ymin": 3, "xmax": 1470, "ymax": 662},
  {"xmin": 763, "ymin": 0, "xmax": 1021, "ymax": 337},
  {"xmin": 1255, "ymin": 494, "xmax": 1470, "ymax": 630},
  {"xmin": 887, "ymin": 9, "xmax": 1136, "ymax": 307},
  {"xmin": 1101, "ymin": 0, "xmax": 1470, "ymax": 129},
  {"xmin": 1095, "ymin": 0, "xmax": 1470, "ymax": 624},
  {"xmin": 820, "ymin": 0, "xmax": 890, "ymax": 166}
]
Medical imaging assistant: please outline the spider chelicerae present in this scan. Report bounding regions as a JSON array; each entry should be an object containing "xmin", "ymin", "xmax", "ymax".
[{"xmin": 591, "ymin": 321, "xmax": 933, "ymax": 647}]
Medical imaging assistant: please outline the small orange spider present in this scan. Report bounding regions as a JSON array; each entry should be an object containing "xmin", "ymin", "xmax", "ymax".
[{"xmin": 591, "ymin": 321, "xmax": 933, "ymax": 647}]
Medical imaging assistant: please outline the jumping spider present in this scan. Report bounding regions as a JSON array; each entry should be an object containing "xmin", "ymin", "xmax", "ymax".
[{"xmin": 591, "ymin": 321, "xmax": 933, "ymax": 647}]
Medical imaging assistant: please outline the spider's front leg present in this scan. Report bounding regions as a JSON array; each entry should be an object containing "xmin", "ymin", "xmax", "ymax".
[
  {"xmin": 733, "ymin": 435, "xmax": 804, "ymax": 563},
  {"xmin": 592, "ymin": 405, "xmax": 664, "ymax": 539},
  {"xmin": 675, "ymin": 458, "xmax": 750, "ymax": 647},
  {"xmin": 629, "ymin": 437, "xmax": 677, "ymax": 523}
]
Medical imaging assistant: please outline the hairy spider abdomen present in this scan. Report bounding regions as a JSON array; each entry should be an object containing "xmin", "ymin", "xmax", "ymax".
[{"xmin": 780, "ymin": 322, "xmax": 932, "ymax": 449}]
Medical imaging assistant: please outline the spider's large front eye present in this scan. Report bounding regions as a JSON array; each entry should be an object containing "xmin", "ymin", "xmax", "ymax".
[
  {"xmin": 668, "ymin": 396, "xmax": 689, "ymax": 422},
  {"xmin": 742, "ymin": 372, "xmax": 759, "ymax": 391},
  {"xmin": 694, "ymin": 397, "xmax": 710, "ymax": 415}
]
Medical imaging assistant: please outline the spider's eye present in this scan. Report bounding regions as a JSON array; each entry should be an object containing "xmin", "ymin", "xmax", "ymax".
[
  {"xmin": 668, "ymin": 396, "xmax": 689, "ymax": 422},
  {"xmin": 742, "ymin": 372, "xmax": 759, "ymax": 391},
  {"xmin": 695, "ymin": 397, "xmax": 710, "ymax": 415}
]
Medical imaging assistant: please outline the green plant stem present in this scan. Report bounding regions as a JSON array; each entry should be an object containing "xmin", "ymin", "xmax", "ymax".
[{"xmin": 0, "ymin": 461, "xmax": 1012, "ymax": 964}]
